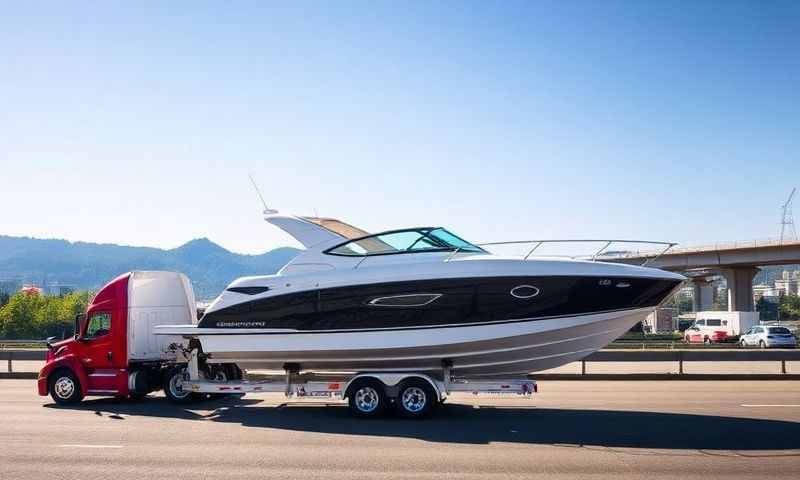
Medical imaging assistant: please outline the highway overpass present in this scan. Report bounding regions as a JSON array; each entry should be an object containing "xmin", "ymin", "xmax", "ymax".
[{"xmin": 605, "ymin": 239, "xmax": 800, "ymax": 312}]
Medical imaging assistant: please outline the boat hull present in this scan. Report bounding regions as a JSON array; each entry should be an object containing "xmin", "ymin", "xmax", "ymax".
[{"xmin": 199, "ymin": 307, "xmax": 653, "ymax": 376}]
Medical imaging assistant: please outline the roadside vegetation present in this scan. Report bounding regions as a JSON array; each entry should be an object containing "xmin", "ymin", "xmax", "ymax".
[{"xmin": 0, "ymin": 291, "xmax": 91, "ymax": 340}]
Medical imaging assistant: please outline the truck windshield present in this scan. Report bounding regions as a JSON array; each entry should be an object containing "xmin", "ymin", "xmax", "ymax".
[{"xmin": 325, "ymin": 227, "xmax": 486, "ymax": 256}]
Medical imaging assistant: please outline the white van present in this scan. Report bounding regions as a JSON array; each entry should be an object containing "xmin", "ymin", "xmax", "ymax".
[{"xmin": 685, "ymin": 311, "xmax": 760, "ymax": 344}]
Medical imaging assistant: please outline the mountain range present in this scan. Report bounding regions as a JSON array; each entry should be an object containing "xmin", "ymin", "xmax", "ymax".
[{"xmin": 0, "ymin": 235, "xmax": 300, "ymax": 299}]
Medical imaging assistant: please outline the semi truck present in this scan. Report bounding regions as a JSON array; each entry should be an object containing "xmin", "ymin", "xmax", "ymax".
[{"xmin": 38, "ymin": 271, "xmax": 536, "ymax": 418}]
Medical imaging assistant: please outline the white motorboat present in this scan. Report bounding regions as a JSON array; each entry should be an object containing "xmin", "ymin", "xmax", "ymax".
[{"xmin": 157, "ymin": 212, "xmax": 684, "ymax": 376}]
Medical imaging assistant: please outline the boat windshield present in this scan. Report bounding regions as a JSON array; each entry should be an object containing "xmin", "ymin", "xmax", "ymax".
[{"xmin": 325, "ymin": 227, "xmax": 486, "ymax": 256}]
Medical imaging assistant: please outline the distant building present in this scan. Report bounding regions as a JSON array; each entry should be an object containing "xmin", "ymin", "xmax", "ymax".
[
  {"xmin": 775, "ymin": 271, "xmax": 800, "ymax": 296},
  {"xmin": 20, "ymin": 285, "xmax": 43, "ymax": 296},
  {"xmin": 753, "ymin": 283, "xmax": 780, "ymax": 300},
  {"xmin": 45, "ymin": 283, "xmax": 76, "ymax": 296},
  {"xmin": 0, "ymin": 278, "xmax": 23, "ymax": 295}
]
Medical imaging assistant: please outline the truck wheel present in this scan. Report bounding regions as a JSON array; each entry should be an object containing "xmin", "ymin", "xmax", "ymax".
[
  {"xmin": 163, "ymin": 366, "xmax": 201, "ymax": 404},
  {"xmin": 759, "ymin": 340, "xmax": 767, "ymax": 349},
  {"xmin": 347, "ymin": 378, "xmax": 386, "ymax": 418},
  {"xmin": 703, "ymin": 337, "xmax": 711, "ymax": 345},
  {"xmin": 395, "ymin": 378, "xmax": 437, "ymax": 419},
  {"xmin": 49, "ymin": 369, "xmax": 83, "ymax": 405}
]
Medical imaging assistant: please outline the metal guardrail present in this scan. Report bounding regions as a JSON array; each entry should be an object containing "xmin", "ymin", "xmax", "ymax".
[
  {"xmin": 0, "ymin": 346, "xmax": 47, "ymax": 374},
  {"xmin": 1, "ymin": 346, "xmax": 799, "ymax": 375},
  {"xmin": 606, "ymin": 237, "xmax": 800, "ymax": 260},
  {"xmin": 580, "ymin": 349, "xmax": 800, "ymax": 375}
]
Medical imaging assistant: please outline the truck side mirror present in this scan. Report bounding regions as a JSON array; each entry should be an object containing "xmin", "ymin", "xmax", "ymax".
[{"xmin": 74, "ymin": 313, "xmax": 86, "ymax": 340}]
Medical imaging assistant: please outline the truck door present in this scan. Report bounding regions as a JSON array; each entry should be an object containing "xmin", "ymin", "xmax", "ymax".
[{"xmin": 81, "ymin": 312, "xmax": 121, "ymax": 393}]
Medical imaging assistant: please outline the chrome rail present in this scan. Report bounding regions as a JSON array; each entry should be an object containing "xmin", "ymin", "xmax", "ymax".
[{"xmin": 445, "ymin": 239, "xmax": 677, "ymax": 266}]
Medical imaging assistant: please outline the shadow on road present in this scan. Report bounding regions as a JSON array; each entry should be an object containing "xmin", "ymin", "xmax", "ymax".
[{"xmin": 47, "ymin": 396, "xmax": 800, "ymax": 450}]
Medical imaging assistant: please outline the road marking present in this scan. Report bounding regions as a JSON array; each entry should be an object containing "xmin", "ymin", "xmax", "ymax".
[
  {"xmin": 741, "ymin": 404, "xmax": 800, "ymax": 407},
  {"xmin": 58, "ymin": 444, "xmax": 123, "ymax": 449}
]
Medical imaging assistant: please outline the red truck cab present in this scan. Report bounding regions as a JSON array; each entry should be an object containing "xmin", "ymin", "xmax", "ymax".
[{"xmin": 38, "ymin": 271, "xmax": 196, "ymax": 404}]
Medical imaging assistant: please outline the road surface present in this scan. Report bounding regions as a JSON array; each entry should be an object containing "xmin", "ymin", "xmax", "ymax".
[{"xmin": 2, "ymin": 379, "xmax": 800, "ymax": 479}]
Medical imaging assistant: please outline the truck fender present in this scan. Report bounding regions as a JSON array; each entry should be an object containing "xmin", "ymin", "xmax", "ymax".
[{"xmin": 38, "ymin": 354, "xmax": 90, "ymax": 397}]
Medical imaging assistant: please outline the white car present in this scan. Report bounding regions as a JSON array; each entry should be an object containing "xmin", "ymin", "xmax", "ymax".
[{"xmin": 739, "ymin": 325, "xmax": 797, "ymax": 349}]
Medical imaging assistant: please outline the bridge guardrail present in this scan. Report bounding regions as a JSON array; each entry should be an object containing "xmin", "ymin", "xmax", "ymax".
[{"xmin": 2, "ymin": 345, "xmax": 799, "ymax": 376}]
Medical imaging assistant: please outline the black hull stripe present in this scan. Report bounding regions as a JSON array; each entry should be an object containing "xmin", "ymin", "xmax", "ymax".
[
  {"xmin": 199, "ymin": 276, "xmax": 681, "ymax": 332},
  {"xmin": 189, "ymin": 306, "xmax": 649, "ymax": 336}
]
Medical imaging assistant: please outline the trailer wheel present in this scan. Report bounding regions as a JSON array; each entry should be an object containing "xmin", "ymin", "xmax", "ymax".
[
  {"xmin": 347, "ymin": 378, "xmax": 386, "ymax": 418},
  {"xmin": 163, "ymin": 366, "xmax": 201, "ymax": 404},
  {"xmin": 49, "ymin": 368, "xmax": 83, "ymax": 405},
  {"xmin": 395, "ymin": 378, "xmax": 437, "ymax": 419}
]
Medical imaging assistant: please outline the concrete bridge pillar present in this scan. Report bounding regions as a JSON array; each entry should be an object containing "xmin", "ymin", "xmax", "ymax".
[
  {"xmin": 720, "ymin": 267, "xmax": 759, "ymax": 312},
  {"xmin": 691, "ymin": 278, "xmax": 715, "ymax": 311}
]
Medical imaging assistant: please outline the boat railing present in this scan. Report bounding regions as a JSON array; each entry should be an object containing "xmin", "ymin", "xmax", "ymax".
[{"xmin": 445, "ymin": 239, "xmax": 677, "ymax": 266}]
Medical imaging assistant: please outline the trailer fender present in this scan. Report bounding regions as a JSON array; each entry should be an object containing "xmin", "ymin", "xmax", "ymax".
[
  {"xmin": 343, "ymin": 373, "xmax": 441, "ymax": 401},
  {"xmin": 38, "ymin": 354, "xmax": 90, "ymax": 397}
]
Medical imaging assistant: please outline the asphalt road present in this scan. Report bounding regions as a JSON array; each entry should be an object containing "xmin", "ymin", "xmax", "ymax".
[{"xmin": 2, "ymin": 379, "xmax": 800, "ymax": 479}]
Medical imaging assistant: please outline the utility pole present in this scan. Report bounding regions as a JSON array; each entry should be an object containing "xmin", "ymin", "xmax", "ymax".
[{"xmin": 780, "ymin": 188, "xmax": 797, "ymax": 244}]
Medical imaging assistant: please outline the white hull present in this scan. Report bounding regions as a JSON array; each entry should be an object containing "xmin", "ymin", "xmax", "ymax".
[{"xmin": 190, "ymin": 307, "xmax": 653, "ymax": 376}]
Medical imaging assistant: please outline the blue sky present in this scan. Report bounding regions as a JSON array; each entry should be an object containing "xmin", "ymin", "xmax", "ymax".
[{"xmin": 1, "ymin": 1, "xmax": 798, "ymax": 254}]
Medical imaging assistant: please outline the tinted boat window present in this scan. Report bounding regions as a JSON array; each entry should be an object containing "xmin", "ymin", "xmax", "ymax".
[{"xmin": 326, "ymin": 227, "xmax": 484, "ymax": 257}]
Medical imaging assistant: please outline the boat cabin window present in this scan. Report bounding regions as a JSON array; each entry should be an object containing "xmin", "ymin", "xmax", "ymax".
[{"xmin": 325, "ymin": 227, "xmax": 485, "ymax": 257}]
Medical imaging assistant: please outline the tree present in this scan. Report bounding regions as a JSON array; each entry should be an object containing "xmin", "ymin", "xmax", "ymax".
[
  {"xmin": 779, "ymin": 294, "xmax": 800, "ymax": 321},
  {"xmin": 756, "ymin": 297, "xmax": 778, "ymax": 322},
  {"xmin": 0, "ymin": 292, "xmax": 44, "ymax": 339},
  {"xmin": 0, "ymin": 291, "xmax": 92, "ymax": 339}
]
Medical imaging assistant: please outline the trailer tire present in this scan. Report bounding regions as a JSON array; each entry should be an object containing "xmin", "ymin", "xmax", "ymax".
[
  {"xmin": 163, "ymin": 366, "xmax": 201, "ymax": 404},
  {"xmin": 347, "ymin": 378, "xmax": 386, "ymax": 418},
  {"xmin": 49, "ymin": 368, "xmax": 83, "ymax": 405},
  {"xmin": 395, "ymin": 378, "xmax": 437, "ymax": 419}
]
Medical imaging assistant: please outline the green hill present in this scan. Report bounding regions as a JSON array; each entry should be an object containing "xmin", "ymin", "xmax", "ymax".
[{"xmin": 0, "ymin": 235, "xmax": 300, "ymax": 300}]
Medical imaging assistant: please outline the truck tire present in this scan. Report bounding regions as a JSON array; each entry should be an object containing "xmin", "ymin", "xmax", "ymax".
[
  {"xmin": 395, "ymin": 378, "xmax": 437, "ymax": 419},
  {"xmin": 347, "ymin": 378, "xmax": 386, "ymax": 418},
  {"xmin": 163, "ymin": 366, "xmax": 202, "ymax": 404},
  {"xmin": 49, "ymin": 368, "xmax": 83, "ymax": 405}
]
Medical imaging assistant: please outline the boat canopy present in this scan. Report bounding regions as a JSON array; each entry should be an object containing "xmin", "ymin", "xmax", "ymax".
[{"xmin": 265, "ymin": 214, "xmax": 369, "ymax": 248}]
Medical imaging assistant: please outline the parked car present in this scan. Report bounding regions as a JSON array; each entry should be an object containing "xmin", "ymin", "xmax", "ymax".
[
  {"xmin": 684, "ymin": 318, "xmax": 730, "ymax": 344},
  {"xmin": 739, "ymin": 325, "xmax": 798, "ymax": 349}
]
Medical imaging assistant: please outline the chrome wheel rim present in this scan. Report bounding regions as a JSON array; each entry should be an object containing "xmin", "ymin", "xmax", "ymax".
[
  {"xmin": 169, "ymin": 369, "xmax": 190, "ymax": 399},
  {"xmin": 54, "ymin": 376, "xmax": 75, "ymax": 399},
  {"xmin": 354, "ymin": 386, "xmax": 380, "ymax": 413},
  {"xmin": 401, "ymin": 387, "xmax": 427, "ymax": 413}
]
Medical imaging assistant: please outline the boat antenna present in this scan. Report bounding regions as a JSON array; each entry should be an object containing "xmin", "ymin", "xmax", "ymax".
[{"xmin": 248, "ymin": 174, "xmax": 278, "ymax": 215}]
